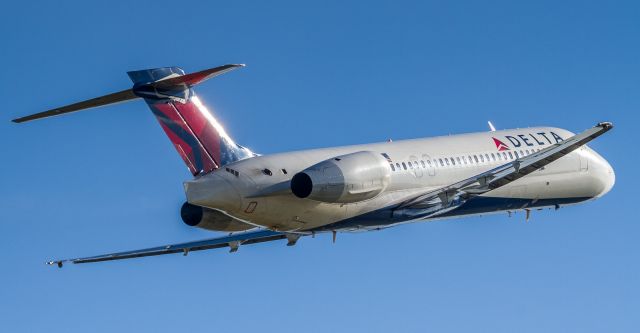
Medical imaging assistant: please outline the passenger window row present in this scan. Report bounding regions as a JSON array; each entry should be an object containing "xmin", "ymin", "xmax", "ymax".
[{"xmin": 388, "ymin": 148, "xmax": 541, "ymax": 172}]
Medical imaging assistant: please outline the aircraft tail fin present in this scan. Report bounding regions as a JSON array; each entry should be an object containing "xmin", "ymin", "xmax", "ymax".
[{"xmin": 12, "ymin": 64, "xmax": 255, "ymax": 176}]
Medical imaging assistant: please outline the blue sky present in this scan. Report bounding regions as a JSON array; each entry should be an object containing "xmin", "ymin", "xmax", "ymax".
[{"xmin": 1, "ymin": 1, "xmax": 638, "ymax": 332}]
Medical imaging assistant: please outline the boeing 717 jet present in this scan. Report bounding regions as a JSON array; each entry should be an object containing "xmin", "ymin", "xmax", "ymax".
[{"xmin": 12, "ymin": 64, "xmax": 615, "ymax": 267}]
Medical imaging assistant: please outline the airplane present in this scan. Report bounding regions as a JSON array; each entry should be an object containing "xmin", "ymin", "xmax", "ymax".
[{"xmin": 12, "ymin": 64, "xmax": 615, "ymax": 267}]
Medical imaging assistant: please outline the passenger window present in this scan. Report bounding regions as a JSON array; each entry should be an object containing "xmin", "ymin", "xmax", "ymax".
[
  {"xmin": 485, "ymin": 154, "xmax": 490, "ymax": 162},
  {"xmin": 456, "ymin": 157, "xmax": 461, "ymax": 165},
  {"xmin": 473, "ymin": 155, "xmax": 479, "ymax": 163},
  {"xmin": 439, "ymin": 159, "xmax": 444, "ymax": 166},
  {"xmin": 427, "ymin": 160, "xmax": 432, "ymax": 166},
  {"xmin": 421, "ymin": 160, "xmax": 426, "ymax": 168},
  {"xmin": 514, "ymin": 151, "xmax": 520, "ymax": 158},
  {"xmin": 445, "ymin": 158, "xmax": 450, "ymax": 166},
  {"xmin": 480, "ymin": 155, "xmax": 484, "ymax": 163},
  {"xmin": 396, "ymin": 162, "xmax": 400, "ymax": 170},
  {"xmin": 491, "ymin": 153, "xmax": 496, "ymax": 161},
  {"xmin": 451, "ymin": 158, "xmax": 456, "ymax": 166},
  {"xmin": 508, "ymin": 152, "xmax": 513, "ymax": 159},
  {"xmin": 409, "ymin": 161, "xmax": 414, "ymax": 169},
  {"xmin": 502, "ymin": 152, "xmax": 507, "ymax": 160},
  {"xmin": 390, "ymin": 164, "xmax": 395, "ymax": 171},
  {"xmin": 525, "ymin": 149, "xmax": 530, "ymax": 155},
  {"xmin": 402, "ymin": 162, "xmax": 407, "ymax": 170}
]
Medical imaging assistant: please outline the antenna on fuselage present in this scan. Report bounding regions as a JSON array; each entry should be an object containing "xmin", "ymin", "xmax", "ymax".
[{"xmin": 487, "ymin": 121, "xmax": 496, "ymax": 132}]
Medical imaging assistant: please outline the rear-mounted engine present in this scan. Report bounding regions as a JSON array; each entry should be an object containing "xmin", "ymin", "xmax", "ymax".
[{"xmin": 290, "ymin": 151, "xmax": 391, "ymax": 203}]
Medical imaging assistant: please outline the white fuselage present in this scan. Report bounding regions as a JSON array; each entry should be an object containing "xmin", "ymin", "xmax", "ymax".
[{"xmin": 184, "ymin": 126, "xmax": 615, "ymax": 232}]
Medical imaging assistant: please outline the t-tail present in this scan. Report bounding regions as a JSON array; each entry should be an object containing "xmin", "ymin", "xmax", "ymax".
[{"xmin": 12, "ymin": 64, "xmax": 256, "ymax": 176}]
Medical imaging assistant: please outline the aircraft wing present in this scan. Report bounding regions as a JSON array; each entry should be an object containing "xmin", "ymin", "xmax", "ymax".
[
  {"xmin": 48, "ymin": 229, "xmax": 302, "ymax": 267},
  {"xmin": 394, "ymin": 122, "xmax": 613, "ymax": 217}
]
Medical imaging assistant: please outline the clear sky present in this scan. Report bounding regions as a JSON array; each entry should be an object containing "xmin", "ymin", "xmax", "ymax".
[{"xmin": 1, "ymin": 1, "xmax": 637, "ymax": 332}]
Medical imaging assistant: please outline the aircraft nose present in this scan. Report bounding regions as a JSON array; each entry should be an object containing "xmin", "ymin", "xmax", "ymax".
[
  {"xmin": 599, "ymin": 160, "xmax": 615, "ymax": 198},
  {"xmin": 184, "ymin": 174, "xmax": 242, "ymax": 213},
  {"xmin": 589, "ymin": 149, "xmax": 615, "ymax": 198}
]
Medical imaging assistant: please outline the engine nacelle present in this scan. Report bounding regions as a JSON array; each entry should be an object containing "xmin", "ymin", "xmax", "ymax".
[
  {"xmin": 290, "ymin": 151, "xmax": 391, "ymax": 203},
  {"xmin": 180, "ymin": 202, "xmax": 252, "ymax": 232}
]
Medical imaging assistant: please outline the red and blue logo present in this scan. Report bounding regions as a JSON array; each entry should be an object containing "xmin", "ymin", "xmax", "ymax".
[{"xmin": 492, "ymin": 137, "xmax": 510, "ymax": 151}]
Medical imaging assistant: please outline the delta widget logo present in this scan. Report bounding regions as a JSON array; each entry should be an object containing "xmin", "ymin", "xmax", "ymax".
[{"xmin": 492, "ymin": 137, "xmax": 510, "ymax": 151}]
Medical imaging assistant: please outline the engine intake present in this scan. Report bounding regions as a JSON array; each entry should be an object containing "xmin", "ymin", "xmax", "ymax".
[{"xmin": 290, "ymin": 151, "xmax": 391, "ymax": 203}]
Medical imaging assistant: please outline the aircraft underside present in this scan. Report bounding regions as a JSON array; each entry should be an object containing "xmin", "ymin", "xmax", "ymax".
[{"xmin": 312, "ymin": 195, "xmax": 592, "ymax": 232}]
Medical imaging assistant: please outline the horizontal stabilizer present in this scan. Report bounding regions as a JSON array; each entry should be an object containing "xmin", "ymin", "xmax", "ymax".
[
  {"xmin": 148, "ymin": 64, "xmax": 244, "ymax": 89},
  {"xmin": 11, "ymin": 64, "xmax": 245, "ymax": 123},
  {"xmin": 12, "ymin": 89, "xmax": 138, "ymax": 123}
]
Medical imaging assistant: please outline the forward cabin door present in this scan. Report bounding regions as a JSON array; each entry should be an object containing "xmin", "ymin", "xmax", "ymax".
[
  {"xmin": 423, "ymin": 154, "xmax": 435, "ymax": 176},
  {"xmin": 409, "ymin": 155, "xmax": 423, "ymax": 178},
  {"xmin": 579, "ymin": 148, "xmax": 589, "ymax": 172}
]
